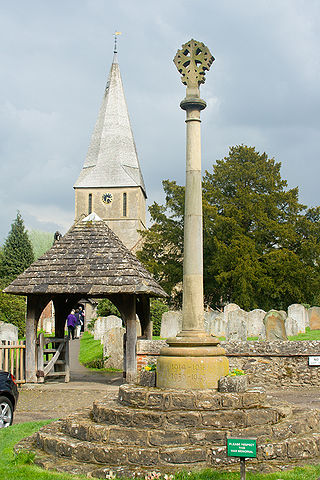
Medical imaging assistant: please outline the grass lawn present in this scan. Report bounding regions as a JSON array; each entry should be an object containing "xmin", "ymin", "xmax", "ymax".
[
  {"xmin": 288, "ymin": 326, "xmax": 320, "ymax": 341},
  {"xmin": 0, "ymin": 421, "xmax": 87, "ymax": 480},
  {"xmin": 1, "ymin": 422, "xmax": 320, "ymax": 479},
  {"xmin": 79, "ymin": 331, "xmax": 121, "ymax": 371}
]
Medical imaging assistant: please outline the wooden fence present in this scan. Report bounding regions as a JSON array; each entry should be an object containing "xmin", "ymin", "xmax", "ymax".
[{"xmin": 0, "ymin": 340, "xmax": 26, "ymax": 384}]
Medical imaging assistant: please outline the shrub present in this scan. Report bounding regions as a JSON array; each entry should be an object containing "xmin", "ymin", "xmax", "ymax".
[
  {"xmin": 97, "ymin": 299, "xmax": 120, "ymax": 317},
  {"xmin": 0, "ymin": 278, "xmax": 26, "ymax": 337},
  {"xmin": 151, "ymin": 299, "xmax": 169, "ymax": 336}
]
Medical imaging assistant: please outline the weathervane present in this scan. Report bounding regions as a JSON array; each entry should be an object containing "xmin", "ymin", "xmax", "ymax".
[{"xmin": 114, "ymin": 31, "xmax": 122, "ymax": 53}]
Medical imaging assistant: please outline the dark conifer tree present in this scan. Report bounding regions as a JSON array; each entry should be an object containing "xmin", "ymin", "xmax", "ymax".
[{"xmin": 0, "ymin": 212, "xmax": 34, "ymax": 280}]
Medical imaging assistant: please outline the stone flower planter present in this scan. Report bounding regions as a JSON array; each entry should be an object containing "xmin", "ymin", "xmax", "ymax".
[
  {"xmin": 139, "ymin": 370, "xmax": 156, "ymax": 387},
  {"xmin": 218, "ymin": 374, "xmax": 248, "ymax": 393}
]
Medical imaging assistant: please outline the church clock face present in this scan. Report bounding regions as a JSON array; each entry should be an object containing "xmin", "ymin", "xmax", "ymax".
[{"xmin": 102, "ymin": 192, "xmax": 113, "ymax": 204}]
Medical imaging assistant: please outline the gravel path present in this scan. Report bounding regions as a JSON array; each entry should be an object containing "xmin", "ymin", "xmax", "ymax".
[{"xmin": 14, "ymin": 337, "xmax": 123, "ymax": 424}]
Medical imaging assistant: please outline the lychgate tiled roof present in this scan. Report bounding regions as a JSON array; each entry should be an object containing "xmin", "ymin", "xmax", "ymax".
[{"xmin": 4, "ymin": 218, "xmax": 166, "ymax": 297}]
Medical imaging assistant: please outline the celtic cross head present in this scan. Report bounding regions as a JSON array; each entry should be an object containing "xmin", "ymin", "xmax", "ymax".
[{"xmin": 173, "ymin": 39, "xmax": 214, "ymax": 91}]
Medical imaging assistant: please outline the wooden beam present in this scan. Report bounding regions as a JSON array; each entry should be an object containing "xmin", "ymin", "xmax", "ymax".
[
  {"xmin": 137, "ymin": 295, "xmax": 152, "ymax": 339},
  {"xmin": 25, "ymin": 296, "xmax": 38, "ymax": 383},
  {"xmin": 112, "ymin": 294, "xmax": 137, "ymax": 384}
]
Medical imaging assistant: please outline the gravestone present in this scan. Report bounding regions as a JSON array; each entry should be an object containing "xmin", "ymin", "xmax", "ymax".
[
  {"xmin": 285, "ymin": 315, "xmax": 299, "ymax": 336},
  {"xmin": 279, "ymin": 310, "xmax": 287, "ymax": 321},
  {"xmin": 160, "ymin": 310, "xmax": 182, "ymax": 338},
  {"xmin": 226, "ymin": 309, "xmax": 248, "ymax": 341},
  {"xmin": 308, "ymin": 307, "xmax": 320, "ymax": 330},
  {"xmin": 103, "ymin": 327, "xmax": 125, "ymax": 370},
  {"xmin": 208, "ymin": 312, "xmax": 227, "ymax": 337},
  {"xmin": 94, "ymin": 316, "xmax": 122, "ymax": 343},
  {"xmin": 247, "ymin": 309, "xmax": 266, "ymax": 339},
  {"xmin": 0, "ymin": 321, "xmax": 18, "ymax": 343},
  {"xmin": 224, "ymin": 303, "xmax": 240, "ymax": 318},
  {"xmin": 287, "ymin": 304, "xmax": 307, "ymax": 334},
  {"xmin": 264, "ymin": 310, "xmax": 288, "ymax": 340},
  {"xmin": 43, "ymin": 317, "xmax": 54, "ymax": 334},
  {"xmin": 204, "ymin": 310, "xmax": 222, "ymax": 335}
]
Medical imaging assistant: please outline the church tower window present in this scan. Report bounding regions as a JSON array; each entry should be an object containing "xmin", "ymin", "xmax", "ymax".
[
  {"xmin": 123, "ymin": 193, "xmax": 127, "ymax": 217},
  {"xmin": 88, "ymin": 194, "xmax": 92, "ymax": 214}
]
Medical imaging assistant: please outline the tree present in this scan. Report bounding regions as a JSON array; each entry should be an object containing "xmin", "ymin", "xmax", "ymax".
[
  {"xmin": 137, "ymin": 180, "xmax": 184, "ymax": 307},
  {"xmin": 0, "ymin": 212, "xmax": 34, "ymax": 336},
  {"xmin": 137, "ymin": 145, "xmax": 320, "ymax": 312},
  {"xmin": 0, "ymin": 212, "xmax": 34, "ymax": 280},
  {"xmin": 27, "ymin": 230, "xmax": 54, "ymax": 260},
  {"xmin": 0, "ymin": 278, "xmax": 26, "ymax": 337}
]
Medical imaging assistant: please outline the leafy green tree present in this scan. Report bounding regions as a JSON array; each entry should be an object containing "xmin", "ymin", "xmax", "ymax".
[
  {"xmin": 137, "ymin": 145, "xmax": 320, "ymax": 312},
  {"xmin": 96, "ymin": 299, "xmax": 120, "ymax": 317},
  {"xmin": 150, "ymin": 299, "xmax": 169, "ymax": 336},
  {"xmin": 0, "ymin": 278, "xmax": 26, "ymax": 337},
  {"xmin": 0, "ymin": 212, "xmax": 34, "ymax": 280},
  {"xmin": 137, "ymin": 180, "xmax": 184, "ymax": 307}
]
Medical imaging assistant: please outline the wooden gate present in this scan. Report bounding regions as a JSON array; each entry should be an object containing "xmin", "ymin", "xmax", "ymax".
[
  {"xmin": 36, "ymin": 333, "xmax": 70, "ymax": 382},
  {"xmin": 0, "ymin": 340, "xmax": 26, "ymax": 384}
]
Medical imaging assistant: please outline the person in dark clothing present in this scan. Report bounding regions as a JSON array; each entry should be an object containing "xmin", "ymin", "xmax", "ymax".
[
  {"xmin": 78, "ymin": 306, "xmax": 85, "ymax": 332},
  {"xmin": 67, "ymin": 309, "xmax": 77, "ymax": 340},
  {"xmin": 74, "ymin": 309, "xmax": 82, "ymax": 339}
]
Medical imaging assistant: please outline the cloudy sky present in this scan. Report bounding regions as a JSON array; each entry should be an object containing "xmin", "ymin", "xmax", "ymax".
[{"xmin": 0, "ymin": 0, "xmax": 319, "ymax": 242}]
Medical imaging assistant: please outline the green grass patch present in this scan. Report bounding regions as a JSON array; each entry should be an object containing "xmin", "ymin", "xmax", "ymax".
[
  {"xmin": 79, "ymin": 331, "xmax": 104, "ymax": 368},
  {"xmin": 0, "ymin": 420, "xmax": 88, "ymax": 479},
  {"xmin": 172, "ymin": 466, "xmax": 320, "ymax": 479},
  {"xmin": 288, "ymin": 326, "xmax": 320, "ymax": 341},
  {"xmin": 79, "ymin": 331, "xmax": 121, "ymax": 371}
]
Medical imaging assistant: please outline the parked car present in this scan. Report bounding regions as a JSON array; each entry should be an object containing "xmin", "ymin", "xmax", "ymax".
[{"xmin": 0, "ymin": 371, "xmax": 19, "ymax": 428}]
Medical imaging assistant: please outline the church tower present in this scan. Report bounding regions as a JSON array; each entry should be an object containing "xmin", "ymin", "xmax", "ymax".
[{"xmin": 74, "ymin": 46, "xmax": 147, "ymax": 252}]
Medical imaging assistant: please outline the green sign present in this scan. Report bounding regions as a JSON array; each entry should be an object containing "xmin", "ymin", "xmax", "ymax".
[{"xmin": 227, "ymin": 437, "xmax": 257, "ymax": 458}]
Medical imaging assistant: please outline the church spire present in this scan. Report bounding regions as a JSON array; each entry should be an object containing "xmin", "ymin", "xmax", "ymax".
[{"xmin": 74, "ymin": 46, "xmax": 146, "ymax": 197}]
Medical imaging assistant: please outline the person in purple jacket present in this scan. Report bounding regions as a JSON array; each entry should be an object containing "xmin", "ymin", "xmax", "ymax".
[{"xmin": 67, "ymin": 309, "xmax": 77, "ymax": 340}]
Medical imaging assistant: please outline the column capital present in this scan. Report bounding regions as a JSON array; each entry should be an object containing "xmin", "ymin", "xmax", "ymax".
[{"xmin": 180, "ymin": 97, "xmax": 207, "ymax": 111}]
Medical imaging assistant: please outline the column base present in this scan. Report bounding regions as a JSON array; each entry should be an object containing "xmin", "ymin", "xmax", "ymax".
[{"xmin": 156, "ymin": 332, "xmax": 229, "ymax": 390}]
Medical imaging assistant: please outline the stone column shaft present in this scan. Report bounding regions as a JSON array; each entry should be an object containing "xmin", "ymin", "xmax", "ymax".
[
  {"xmin": 182, "ymin": 107, "xmax": 204, "ymax": 333},
  {"xmin": 156, "ymin": 39, "xmax": 229, "ymax": 389}
]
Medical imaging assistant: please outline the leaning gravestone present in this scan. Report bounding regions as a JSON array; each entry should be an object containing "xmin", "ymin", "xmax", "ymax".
[
  {"xmin": 287, "ymin": 304, "xmax": 307, "ymax": 334},
  {"xmin": 308, "ymin": 307, "xmax": 320, "ymax": 330},
  {"xmin": 264, "ymin": 310, "xmax": 288, "ymax": 340},
  {"xmin": 160, "ymin": 311, "xmax": 182, "ymax": 338},
  {"xmin": 103, "ymin": 327, "xmax": 125, "ymax": 370},
  {"xmin": 0, "ymin": 321, "xmax": 18, "ymax": 343},
  {"xmin": 247, "ymin": 309, "xmax": 266, "ymax": 339},
  {"xmin": 226, "ymin": 308, "xmax": 248, "ymax": 341}
]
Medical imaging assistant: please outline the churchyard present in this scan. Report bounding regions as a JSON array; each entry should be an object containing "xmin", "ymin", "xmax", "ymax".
[{"xmin": 1, "ymin": 31, "xmax": 320, "ymax": 479}]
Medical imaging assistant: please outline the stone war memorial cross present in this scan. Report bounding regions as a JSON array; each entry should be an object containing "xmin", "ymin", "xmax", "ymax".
[{"xmin": 157, "ymin": 39, "xmax": 229, "ymax": 389}]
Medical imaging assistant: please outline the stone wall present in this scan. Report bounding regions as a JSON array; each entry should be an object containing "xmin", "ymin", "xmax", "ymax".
[
  {"xmin": 224, "ymin": 340, "xmax": 320, "ymax": 387},
  {"xmin": 136, "ymin": 339, "xmax": 320, "ymax": 387},
  {"xmin": 136, "ymin": 339, "xmax": 167, "ymax": 373}
]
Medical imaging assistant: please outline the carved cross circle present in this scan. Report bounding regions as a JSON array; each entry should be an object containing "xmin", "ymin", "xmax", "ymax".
[{"xmin": 174, "ymin": 39, "xmax": 214, "ymax": 88}]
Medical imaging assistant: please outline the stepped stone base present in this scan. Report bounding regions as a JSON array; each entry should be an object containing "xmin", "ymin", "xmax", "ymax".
[{"xmin": 15, "ymin": 384, "xmax": 320, "ymax": 478}]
